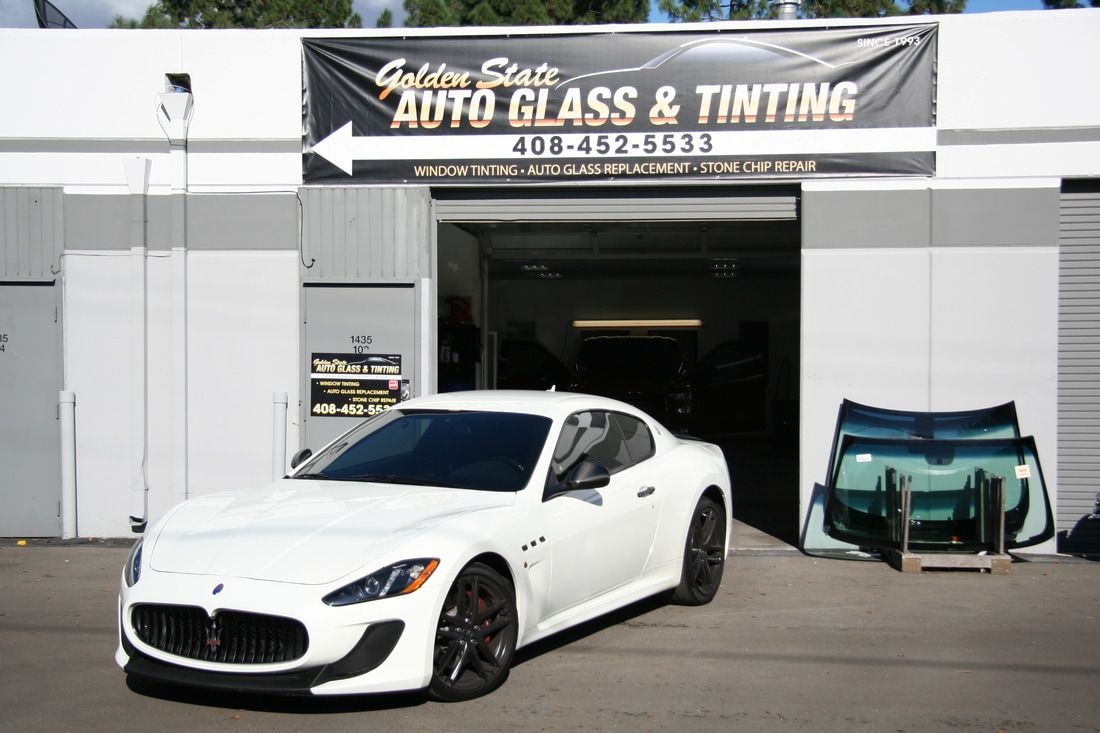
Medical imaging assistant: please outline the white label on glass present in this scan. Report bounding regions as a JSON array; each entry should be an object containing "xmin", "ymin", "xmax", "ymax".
[
  {"xmin": 1015, "ymin": 464, "xmax": 1031, "ymax": 480},
  {"xmin": 856, "ymin": 453, "xmax": 873, "ymax": 463}
]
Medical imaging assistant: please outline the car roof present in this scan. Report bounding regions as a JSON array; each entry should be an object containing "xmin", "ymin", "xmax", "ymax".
[{"xmin": 398, "ymin": 389, "xmax": 651, "ymax": 422}]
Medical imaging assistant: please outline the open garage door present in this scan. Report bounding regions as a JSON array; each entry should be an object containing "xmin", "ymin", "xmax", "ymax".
[{"xmin": 434, "ymin": 187, "xmax": 801, "ymax": 544}]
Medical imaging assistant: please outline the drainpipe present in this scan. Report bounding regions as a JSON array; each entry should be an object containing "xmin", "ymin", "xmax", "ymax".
[
  {"xmin": 59, "ymin": 391, "xmax": 77, "ymax": 539},
  {"xmin": 773, "ymin": 0, "xmax": 800, "ymax": 20},
  {"xmin": 123, "ymin": 156, "xmax": 151, "ymax": 533},
  {"xmin": 272, "ymin": 392, "xmax": 288, "ymax": 480},
  {"xmin": 157, "ymin": 78, "xmax": 193, "ymax": 512}
]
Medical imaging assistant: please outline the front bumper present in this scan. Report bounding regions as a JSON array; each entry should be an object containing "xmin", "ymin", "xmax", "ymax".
[
  {"xmin": 117, "ymin": 569, "xmax": 444, "ymax": 696},
  {"xmin": 120, "ymin": 619, "xmax": 405, "ymax": 694}
]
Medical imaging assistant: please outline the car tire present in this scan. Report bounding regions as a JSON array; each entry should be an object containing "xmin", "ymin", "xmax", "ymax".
[
  {"xmin": 428, "ymin": 562, "xmax": 517, "ymax": 702},
  {"xmin": 672, "ymin": 495, "xmax": 726, "ymax": 606}
]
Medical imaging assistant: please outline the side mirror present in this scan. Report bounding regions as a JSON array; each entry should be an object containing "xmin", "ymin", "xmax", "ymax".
[
  {"xmin": 566, "ymin": 460, "xmax": 610, "ymax": 491},
  {"xmin": 289, "ymin": 448, "xmax": 313, "ymax": 470}
]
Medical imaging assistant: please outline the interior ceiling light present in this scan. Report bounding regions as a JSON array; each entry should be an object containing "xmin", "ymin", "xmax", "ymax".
[
  {"xmin": 713, "ymin": 271, "xmax": 737, "ymax": 279},
  {"xmin": 521, "ymin": 264, "xmax": 548, "ymax": 271},
  {"xmin": 536, "ymin": 272, "xmax": 562, "ymax": 279},
  {"xmin": 572, "ymin": 319, "xmax": 703, "ymax": 329},
  {"xmin": 711, "ymin": 260, "xmax": 737, "ymax": 270}
]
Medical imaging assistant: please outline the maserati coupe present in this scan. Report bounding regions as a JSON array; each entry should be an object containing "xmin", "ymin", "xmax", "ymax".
[{"xmin": 117, "ymin": 390, "xmax": 732, "ymax": 701}]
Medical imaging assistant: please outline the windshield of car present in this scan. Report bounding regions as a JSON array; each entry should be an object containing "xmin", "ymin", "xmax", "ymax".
[
  {"xmin": 826, "ymin": 400, "xmax": 1021, "ymax": 489},
  {"xmin": 293, "ymin": 409, "xmax": 552, "ymax": 492},
  {"xmin": 825, "ymin": 435, "xmax": 1054, "ymax": 552}
]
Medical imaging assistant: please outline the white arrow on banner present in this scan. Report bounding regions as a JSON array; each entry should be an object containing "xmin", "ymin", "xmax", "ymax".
[{"xmin": 309, "ymin": 120, "xmax": 936, "ymax": 175}]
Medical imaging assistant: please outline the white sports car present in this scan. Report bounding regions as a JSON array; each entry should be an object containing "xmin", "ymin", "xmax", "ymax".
[{"xmin": 116, "ymin": 390, "xmax": 732, "ymax": 701}]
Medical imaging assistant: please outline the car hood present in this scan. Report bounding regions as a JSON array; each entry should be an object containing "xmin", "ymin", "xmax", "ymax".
[{"xmin": 148, "ymin": 479, "xmax": 514, "ymax": 585}]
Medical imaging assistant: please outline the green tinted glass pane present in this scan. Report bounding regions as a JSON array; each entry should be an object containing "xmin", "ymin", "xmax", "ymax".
[
  {"xmin": 827, "ymin": 401, "xmax": 1020, "ymax": 487},
  {"xmin": 825, "ymin": 436, "xmax": 1052, "ymax": 552}
]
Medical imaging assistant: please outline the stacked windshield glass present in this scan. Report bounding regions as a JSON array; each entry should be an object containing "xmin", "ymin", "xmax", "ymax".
[{"xmin": 823, "ymin": 401, "xmax": 1054, "ymax": 552}]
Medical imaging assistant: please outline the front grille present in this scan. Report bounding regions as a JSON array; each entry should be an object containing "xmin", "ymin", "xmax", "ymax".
[{"xmin": 131, "ymin": 604, "xmax": 309, "ymax": 665}]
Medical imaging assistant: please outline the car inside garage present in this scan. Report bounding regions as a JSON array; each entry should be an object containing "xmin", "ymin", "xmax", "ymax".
[{"xmin": 435, "ymin": 187, "xmax": 801, "ymax": 541}]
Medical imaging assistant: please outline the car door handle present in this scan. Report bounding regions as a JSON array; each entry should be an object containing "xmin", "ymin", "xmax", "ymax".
[{"xmin": 637, "ymin": 486, "xmax": 656, "ymax": 498}]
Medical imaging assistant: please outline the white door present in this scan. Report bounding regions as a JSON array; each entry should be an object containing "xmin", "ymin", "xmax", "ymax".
[{"xmin": 543, "ymin": 411, "xmax": 662, "ymax": 614}]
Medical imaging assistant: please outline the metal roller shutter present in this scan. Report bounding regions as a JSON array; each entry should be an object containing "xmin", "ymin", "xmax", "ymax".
[
  {"xmin": 1058, "ymin": 181, "xmax": 1100, "ymax": 552},
  {"xmin": 432, "ymin": 187, "xmax": 799, "ymax": 222}
]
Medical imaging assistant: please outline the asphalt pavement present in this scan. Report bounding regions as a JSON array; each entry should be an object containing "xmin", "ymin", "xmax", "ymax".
[{"xmin": 2, "ymin": 532, "xmax": 1098, "ymax": 733}]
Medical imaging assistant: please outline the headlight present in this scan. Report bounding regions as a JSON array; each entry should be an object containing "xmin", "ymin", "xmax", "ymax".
[
  {"xmin": 323, "ymin": 558, "xmax": 439, "ymax": 607},
  {"xmin": 124, "ymin": 538, "xmax": 143, "ymax": 587}
]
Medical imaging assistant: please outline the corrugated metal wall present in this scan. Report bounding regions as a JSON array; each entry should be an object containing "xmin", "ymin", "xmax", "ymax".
[
  {"xmin": 0, "ymin": 187, "xmax": 63, "ymax": 281},
  {"xmin": 1058, "ymin": 182, "xmax": 1100, "ymax": 549},
  {"xmin": 300, "ymin": 187, "xmax": 433, "ymax": 280}
]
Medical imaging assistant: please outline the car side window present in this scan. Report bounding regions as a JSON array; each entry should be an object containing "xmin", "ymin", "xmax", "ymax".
[
  {"xmin": 612, "ymin": 413, "xmax": 655, "ymax": 467},
  {"xmin": 551, "ymin": 410, "xmax": 629, "ymax": 478}
]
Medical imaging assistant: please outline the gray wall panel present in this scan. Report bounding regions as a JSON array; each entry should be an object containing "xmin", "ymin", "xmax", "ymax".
[
  {"xmin": 802, "ymin": 185, "xmax": 1061, "ymax": 251},
  {"xmin": 1058, "ymin": 185, "xmax": 1100, "ymax": 550},
  {"xmin": 187, "ymin": 193, "xmax": 299, "ymax": 251},
  {"xmin": 932, "ymin": 187, "xmax": 1060, "ymax": 247},
  {"xmin": 301, "ymin": 187, "xmax": 433, "ymax": 280},
  {"xmin": 66, "ymin": 193, "xmax": 297, "ymax": 252},
  {"xmin": 65, "ymin": 195, "xmax": 129, "ymax": 250},
  {"xmin": 801, "ymin": 189, "xmax": 930, "ymax": 248},
  {"xmin": 2, "ymin": 187, "xmax": 62, "ymax": 280},
  {"xmin": 0, "ymin": 283, "xmax": 62, "ymax": 536}
]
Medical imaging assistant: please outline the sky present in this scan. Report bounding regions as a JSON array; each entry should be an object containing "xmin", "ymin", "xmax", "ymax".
[{"xmin": 0, "ymin": 0, "xmax": 1052, "ymax": 29}]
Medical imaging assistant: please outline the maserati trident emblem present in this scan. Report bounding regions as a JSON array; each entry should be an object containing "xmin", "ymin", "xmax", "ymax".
[{"xmin": 204, "ymin": 616, "xmax": 222, "ymax": 649}]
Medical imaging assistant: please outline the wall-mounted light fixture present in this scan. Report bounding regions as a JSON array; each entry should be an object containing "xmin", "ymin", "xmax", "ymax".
[{"xmin": 572, "ymin": 319, "xmax": 703, "ymax": 329}]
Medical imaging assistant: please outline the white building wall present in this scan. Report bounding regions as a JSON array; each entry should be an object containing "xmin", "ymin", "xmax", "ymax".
[
  {"xmin": 929, "ymin": 245, "xmax": 1060, "ymax": 420},
  {"xmin": 928, "ymin": 245, "xmax": 1060, "ymax": 531},
  {"xmin": 800, "ymin": 248, "xmax": 933, "ymax": 472},
  {"xmin": 935, "ymin": 10, "xmax": 1100, "ymax": 178},
  {"xmin": 2, "ymin": 10, "xmax": 1099, "ymax": 538},
  {"xmin": 800, "ymin": 177, "xmax": 1062, "ymax": 553},
  {"xmin": 187, "ymin": 251, "xmax": 300, "ymax": 499},
  {"xmin": 936, "ymin": 11, "xmax": 1100, "ymax": 131},
  {"xmin": 62, "ymin": 253, "xmax": 134, "ymax": 537},
  {"xmin": 2, "ymin": 11, "xmax": 1100, "ymax": 189},
  {"xmin": 800, "ymin": 242, "xmax": 1061, "ymax": 554},
  {"xmin": 61, "ymin": 250, "xmax": 298, "ymax": 537}
]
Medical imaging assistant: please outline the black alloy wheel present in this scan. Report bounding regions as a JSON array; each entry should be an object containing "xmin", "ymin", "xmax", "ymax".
[
  {"xmin": 672, "ymin": 495, "xmax": 726, "ymax": 605},
  {"xmin": 429, "ymin": 562, "xmax": 517, "ymax": 702}
]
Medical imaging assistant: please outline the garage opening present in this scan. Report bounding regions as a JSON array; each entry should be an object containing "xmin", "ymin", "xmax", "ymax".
[{"xmin": 434, "ymin": 187, "xmax": 801, "ymax": 544}]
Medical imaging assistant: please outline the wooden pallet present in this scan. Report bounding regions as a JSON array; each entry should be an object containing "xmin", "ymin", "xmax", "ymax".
[
  {"xmin": 885, "ymin": 549, "xmax": 1012, "ymax": 574},
  {"xmin": 885, "ymin": 475, "xmax": 1011, "ymax": 573}
]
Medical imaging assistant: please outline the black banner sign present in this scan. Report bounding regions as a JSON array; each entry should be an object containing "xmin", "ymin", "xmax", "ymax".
[
  {"xmin": 309, "ymin": 353, "xmax": 408, "ymax": 418},
  {"xmin": 303, "ymin": 25, "xmax": 937, "ymax": 184}
]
